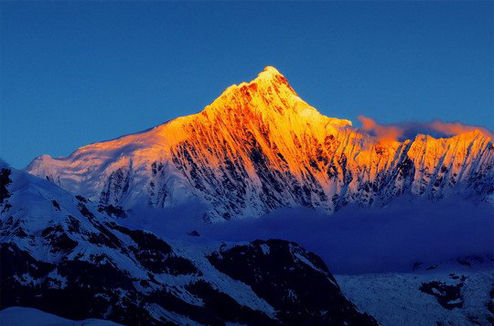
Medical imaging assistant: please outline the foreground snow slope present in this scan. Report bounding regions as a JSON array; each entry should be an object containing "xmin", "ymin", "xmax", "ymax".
[
  {"xmin": 0, "ymin": 307, "xmax": 122, "ymax": 326},
  {"xmin": 27, "ymin": 67, "xmax": 494, "ymax": 221},
  {"xmin": 336, "ymin": 259, "xmax": 494, "ymax": 326},
  {"xmin": 0, "ymin": 160, "xmax": 377, "ymax": 326}
]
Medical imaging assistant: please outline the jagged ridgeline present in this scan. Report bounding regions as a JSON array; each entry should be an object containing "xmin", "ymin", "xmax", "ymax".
[
  {"xmin": 0, "ymin": 162, "xmax": 378, "ymax": 326},
  {"xmin": 27, "ymin": 67, "xmax": 494, "ymax": 221}
]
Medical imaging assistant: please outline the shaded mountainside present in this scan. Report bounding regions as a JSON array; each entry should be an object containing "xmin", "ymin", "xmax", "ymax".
[
  {"xmin": 0, "ymin": 162, "xmax": 377, "ymax": 326},
  {"xmin": 27, "ymin": 67, "xmax": 494, "ymax": 221}
]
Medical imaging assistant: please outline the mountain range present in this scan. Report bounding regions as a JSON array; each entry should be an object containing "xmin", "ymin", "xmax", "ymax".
[
  {"xmin": 2, "ymin": 67, "xmax": 493, "ymax": 326},
  {"xmin": 0, "ymin": 160, "xmax": 377, "ymax": 325},
  {"xmin": 26, "ymin": 67, "xmax": 494, "ymax": 221}
]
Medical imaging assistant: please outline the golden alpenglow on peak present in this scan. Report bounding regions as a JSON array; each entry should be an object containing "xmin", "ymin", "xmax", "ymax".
[
  {"xmin": 212, "ymin": 66, "xmax": 296, "ymax": 102},
  {"xmin": 257, "ymin": 66, "xmax": 284, "ymax": 80},
  {"xmin": 262, "ymin": 65, "xmax": 282, "ymax": 74},
  {"xmin": 203, "ymin": 66, "xmax": 336, "ymax": 123},
  {"xmin": 26, "ymin": 66, "xmax": 493, "ymax": 223},
  {"xmin": 254, "ymin": 65, "xmax": 295, "ymax": 92}
]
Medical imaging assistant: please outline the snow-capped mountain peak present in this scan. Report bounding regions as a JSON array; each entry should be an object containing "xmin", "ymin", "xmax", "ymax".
[{"xmin": 26, "ymin": 67, "xmax": 494, "ymax": 221}]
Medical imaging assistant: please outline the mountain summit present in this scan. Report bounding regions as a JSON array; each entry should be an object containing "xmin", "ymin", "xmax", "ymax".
[{"xmin": 27, "ymin": 67, "xmax": 494, "ymax": 221}]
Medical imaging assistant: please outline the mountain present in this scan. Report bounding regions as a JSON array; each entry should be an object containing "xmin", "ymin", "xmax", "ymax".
[
  {"xmin": 0, "ymin": 160, "xmax": 378, "ymax": 326},
  {"xmin": 26, "ymin": 67, "xmax": 494, "ymax": 221}
]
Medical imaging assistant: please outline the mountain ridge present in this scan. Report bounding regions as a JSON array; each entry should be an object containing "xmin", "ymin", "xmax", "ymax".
[
  {"xmin": 27, "ymin": 67, "xmax": 494, "ymax": 221},
  {"xmin": 0, "ymin": 161, "xmax": 378, "ymax": 325}
]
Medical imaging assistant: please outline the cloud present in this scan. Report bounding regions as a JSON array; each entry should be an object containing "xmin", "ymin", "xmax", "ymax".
[
  {"xmin": 357, "ymin": 116, "xmax": 492, "ymax": 142},
  {"xmin": 428, "ymin": 121, "xmax": 491, "ymax": 137},
  {"xmin": 119, "ymin": 196, "xmax": 494, "ymax": 274},
  {"xmin": 358, "ymin": 116, "xmax": 404, "ymax": 143}
]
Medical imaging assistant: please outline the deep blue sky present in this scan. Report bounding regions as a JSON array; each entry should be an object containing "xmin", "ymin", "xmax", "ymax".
[{"xmin": 1, "ymin": 1, "xmax": 493, "ymax": 168}]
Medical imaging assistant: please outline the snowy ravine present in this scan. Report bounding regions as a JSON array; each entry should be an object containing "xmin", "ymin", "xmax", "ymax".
[
  {"xmin": 26, "ymin": 67, "xmax": 494, "ymax": 221},
  {"xmin": 0, "ymin": 160, "xmax": 378, "ymax": 326}
]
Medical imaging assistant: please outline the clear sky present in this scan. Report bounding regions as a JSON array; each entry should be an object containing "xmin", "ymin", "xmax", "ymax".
[{"xmin": 1, "ymin": 1, "xmax": 493, "ymax": 168}]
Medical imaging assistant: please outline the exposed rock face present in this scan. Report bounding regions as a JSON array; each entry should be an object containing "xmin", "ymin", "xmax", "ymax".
[
  {"xmin": 0, "ymin": 163, "xmax": 378, "ymax": 326},
  {"xmin": 208, "ymin": 240, "xmax": 379, "ymax": 325},
  {"xmin": 419, "ymin": 279, "xmax": 465, "ymax": 310},
  {"xmin": 26, "ymin": 67, "xmax": 494, "ymax": 221}
]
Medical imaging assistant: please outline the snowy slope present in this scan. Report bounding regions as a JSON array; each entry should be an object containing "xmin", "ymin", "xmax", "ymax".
[
  {"xmin": 0, "ymin": 307, "xmax": 122, "ymax": 326},
  {"xmin": 0, "ymin": 160, "xmax": 377, "ymax": 326},
  {"xmin": 26, "ymin": 67, "xmax": 494, "ymax": 221},
  {"xmin": 336, "ymin": 258, "xmax": 494, "ymax": 326}
]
